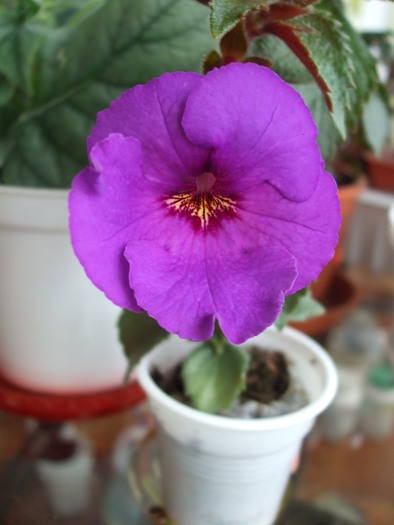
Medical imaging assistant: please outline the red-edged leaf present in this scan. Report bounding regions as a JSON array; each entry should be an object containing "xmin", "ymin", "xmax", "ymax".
[
  {"xmin": 264, "ymin": 21, "xmax": 332, "ymax": 111},
  {"xmin": 220, "ymin": 21, "xmax": 248, "ymax": 60},
  {"xmin": 244, "ymin": 1, "xmax": 316, "ymax": 37},
  {"xmin": 269, "ymin": 4, "xmax": 311, "ymax": 21},
  {"xmin": 243, "ymin": 55, "xmax": 274, "ymax": 68}
]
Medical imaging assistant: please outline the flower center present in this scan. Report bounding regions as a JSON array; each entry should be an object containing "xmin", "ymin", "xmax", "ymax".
[{"xmin": 165, "ymin": 172, "xmax": 237, "ymax": 230}]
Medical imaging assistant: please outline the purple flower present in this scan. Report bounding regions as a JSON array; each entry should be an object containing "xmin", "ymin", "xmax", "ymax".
[{"xmin": 69, "ymin": 63, "xmax": 340, "ymax": 344}]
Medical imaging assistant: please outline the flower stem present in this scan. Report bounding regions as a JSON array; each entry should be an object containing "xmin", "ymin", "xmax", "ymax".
[{"xmin": 208, "ymin": 324, "xmax": 228, "ymax": 356}]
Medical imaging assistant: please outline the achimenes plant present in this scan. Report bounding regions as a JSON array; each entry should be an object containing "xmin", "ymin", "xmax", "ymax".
[
  {"xmin": 69, "ymin": 62, "xmax": 341, "ymax": 412},
  {"xmin": 68, "ymin": 0, "xmax": 384, "ymax": 413}
]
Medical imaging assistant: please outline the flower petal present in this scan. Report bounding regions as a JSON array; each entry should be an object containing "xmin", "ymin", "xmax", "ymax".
[
  {"xmin": 125, "ymin": 222, "xmax": 297, "ymax": 344},
  {"xmin": 88, "ymin": 72, "xmax": 210, "ymax": 193},
  {"xmin": 239, "ymin": 170, "xmax": 341, "ymax": 293},
  {"xmin": 182, "ymin": 62, "xmax": 322, "ymax": 201},
  {"xmin": 69, "ymin": 133, "xmax": 161, "ymax": 311}
]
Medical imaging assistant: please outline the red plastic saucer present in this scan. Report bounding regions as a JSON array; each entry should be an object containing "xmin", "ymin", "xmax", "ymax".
[{"xmin": 0, "ymin": 373, "xmax": 145, "ymax": 421}]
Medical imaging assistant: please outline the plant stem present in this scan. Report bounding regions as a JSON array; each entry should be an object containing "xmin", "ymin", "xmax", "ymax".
[{"xmin": 208, "ymin": 324, "xmax": 227, "ymax": 356}]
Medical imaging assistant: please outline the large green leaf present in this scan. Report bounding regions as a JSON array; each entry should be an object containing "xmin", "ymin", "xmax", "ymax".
[
  {"xmin": 0, "ymin": 9, "xmax": 51, "ymax": 95},
  {"xmin": 294, "ymin": 83, "xmax": 342, "ymax": 161},
  {"xmin": 181, "ymin": 341, "xmax": 249, "ymax": 413},
  {"xmin": 290, "ymin": 0, "xmax": 378, "ymax": 137},
  {"xmin": 251, "ymin": 1, "xmax": 378, "ymax": 139},
  {"xmin": 2, "ymin": 0, "xmax": 214, "ymax": 187},
  {"xmin": 251, "ymin": 33, "xmax": 313, "ymax": 84},
  {"xmin": 251, "ymin": 36, "xmax": 342, "ymax": 160}
]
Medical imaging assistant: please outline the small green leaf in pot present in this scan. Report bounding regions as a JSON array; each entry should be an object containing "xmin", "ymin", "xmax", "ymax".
[{"xmin": 181, "ymin": 341, "xmax": 249, "ymax": 414}]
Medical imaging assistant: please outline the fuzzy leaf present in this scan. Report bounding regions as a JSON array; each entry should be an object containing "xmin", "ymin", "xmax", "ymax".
[
  {"xmin": 2, "ymin": 0, "xmax": 214, "ymax": 187},
  {"xmin": 118, "ymin": 310, "xmax": 169, "ymax": 375},
  {"xmin": 288, "ymin": 0, "xmax": 378, "ymax": 137},
  {"xmin": 275, "ymin": 288, "xmax": 324, "ymax": 330},
  {"xmin": 251, "ymin": 0, "xmax": 378, "ymax": 138},
  {"xmin": 210, "ymin": 0, "xmax": 265, "ymax": 38},
  {"xmin": 251, "ymin": 33, "xmax": 312, "ymax": 83},
  {"xmin": 263, "ymin": 21, "xmax": 333, "ymax": 111},
  {"xmin": 182, "ymin": 342, "xmax": 249, "ymax": 413},
  {"xmin": 252, "ymin": 36, "xmax": 342, "ymax": 160},
  {"xmin": 294, "ymin": 83, "xmax": 341, "ymax": 160}
]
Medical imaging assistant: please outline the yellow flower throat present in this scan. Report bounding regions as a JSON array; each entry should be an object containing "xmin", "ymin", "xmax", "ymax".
[{"xmin": 165, "ymin": 172, "xmax": 237, "ymax": 230}]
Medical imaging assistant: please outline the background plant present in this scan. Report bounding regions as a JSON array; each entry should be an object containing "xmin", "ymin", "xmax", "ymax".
[
  {"xmin": 0, "ymin": 0, "xmax": 390, "ymax": 188},
  {"xmin": 0, "ymin": 0, "xmax": 214, "ymax": 186}
]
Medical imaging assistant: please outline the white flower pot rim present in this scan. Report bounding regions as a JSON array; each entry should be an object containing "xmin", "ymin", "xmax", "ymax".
[
  {"xmin": 138, "ymin": 326, "xmax": 338, "ymax": 432},
  {"xmin": 0, "ymin": 184, "xmax": 69, "ymax": 199},
  {"xmin": 0, "ymin": 184, "xmax": 70, "ymax": 230}
]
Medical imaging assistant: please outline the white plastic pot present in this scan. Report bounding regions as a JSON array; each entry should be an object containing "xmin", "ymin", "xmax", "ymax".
[
  {"xmin": 137, "ymin": 326, "xmax": 338, "ymax": 525},
  {"xmin": 36, "ymin": 425, "xmax": 94, "ymax": 517},
  {"xmin": 0, "ymin": 186, "xmax": 128, "ymax": 393}
]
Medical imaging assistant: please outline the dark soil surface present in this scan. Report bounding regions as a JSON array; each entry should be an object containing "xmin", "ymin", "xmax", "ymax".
[{"xmin": 152, "ymin": 346, "xmax": 290, "ymax": 411}]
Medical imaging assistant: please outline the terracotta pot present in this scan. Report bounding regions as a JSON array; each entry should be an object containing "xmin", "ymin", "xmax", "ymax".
[
  {"xmin": 336, "ymin": 176, "xmax": 368, "ymax": 265},
  {"xmin": 311, "ymin": 176, "xmax": 367, "ymax": 301},
  {"xmin": 365, "ymin": 149, "xmax": 394, "ymax": 192}
]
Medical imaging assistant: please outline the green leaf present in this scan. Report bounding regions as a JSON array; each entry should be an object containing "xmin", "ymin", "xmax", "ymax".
[
  {"xmin": 118, "ymin": 310, "xmax": 169, "ymax": 376},
  {"xmin": 2, "ymin": 0, "xmax": 214, "ymax": 187},
  {"xmin": 251, "ymin": 33, "xmax": 313, "ymax": 84},
  {"xmin": 181, "ymin": 341, "xmax": 249, "ymax": 413},
  {"xmin": 0, "ymin": 72, "xmax": 13, "ymax": 107},
  {"xmin": 362, "ymin": 90, "xmax": 391, "ymax": 155},
  {"xmin": 252, "ymin": 1, "xmax": 378, "ymax": 139},
  {"xmin": 0, "ymin": 11, "xmax": 50, "ymax": 95},
  {"xmin": 294, "ymin": 0, "xmax": 378, "ymax": 137},
  {"xmin": 210, "ymin": 0, "xmax": 265, "ymax": 38},
  {"xmin": 294, "ymin": 83, "xmax": 341, "ymax": 160},
  {"xmin": 251, "ymin": 36, "xmax": 342, "ymax": 160},
  {"xmin": 275, "ymin": 288, "xmax": 324, "ymax": 331}
]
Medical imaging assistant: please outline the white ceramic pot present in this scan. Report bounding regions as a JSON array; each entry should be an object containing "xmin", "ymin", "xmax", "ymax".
[
  {"xmin": 0, "ymin": 186, "xmax": 128, "ymax": 393},
  {"xmin": 137, "ymin": 326, "xmax": 338, "ymax": 525}
]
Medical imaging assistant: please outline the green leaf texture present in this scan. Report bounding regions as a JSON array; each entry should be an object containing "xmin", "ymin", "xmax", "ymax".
[
  {"xmin": 210, "ymin": 0, "xmax": 264, "ymax": 38},
  {"xmin": 2, "ymin": 0, "xmax": 214, "ymax": 187}
]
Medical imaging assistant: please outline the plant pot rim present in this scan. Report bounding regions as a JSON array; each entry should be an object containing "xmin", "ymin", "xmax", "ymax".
[
  {"xmin": 137, "ymin": 326, "xmax": 338, "ymax": 432},
  {"xmin": 0, "ymin": 184, "xmax": 70, "ymax": 230},
  {"xmin": 0, "ymin": 184, "xmax": 69, "ymax": 198}
]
